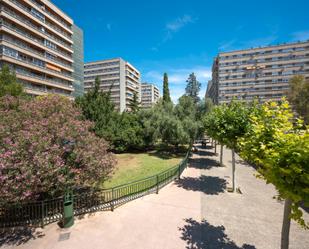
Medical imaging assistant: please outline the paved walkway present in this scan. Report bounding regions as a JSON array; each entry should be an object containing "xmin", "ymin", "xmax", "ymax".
[{"xmin": 1, "ymin": 144, "xmax": 308, "ymax": 249}]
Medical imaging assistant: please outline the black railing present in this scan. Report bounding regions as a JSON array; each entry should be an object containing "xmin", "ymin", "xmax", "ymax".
[{"xmin": 0, "ymin": 147, "xmax": 191, "ymax": 228}]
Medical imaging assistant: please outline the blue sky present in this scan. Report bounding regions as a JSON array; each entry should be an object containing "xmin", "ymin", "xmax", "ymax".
[{"xmin": 54, "ymin": 0, "xmax": 309, "ymax": 102}]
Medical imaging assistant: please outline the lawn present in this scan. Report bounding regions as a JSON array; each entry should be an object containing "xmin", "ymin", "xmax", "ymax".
[{"xmin": 102, "ymin": 151, "xmax": 185, "ymax": 189}]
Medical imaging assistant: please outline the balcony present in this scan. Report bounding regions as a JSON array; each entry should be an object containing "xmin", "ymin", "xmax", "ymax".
[
  {"xmin": 29, "ymin": 0, "xmax": 72, "ymax": 32},
  {"xmin": 1, "ymin": 6, "xmax": 73, "ymax": 51},
  {"xmin": 0, "ymin": 35, "xmax": 72, "ymax": 71},
  {"xmin": 0, "ymin": 21, "xmax": 72, "ymax": 61},
  {"xmin": 1, "ymin": 47, "xmax": 72, "ymax": 81},
  {"xmin": 13, "ymin": 66, "xmax": 73, "ymax": 90},
  {"xmin": 7, "ymin": 0, "xmax": 72, "ymax": 42}
]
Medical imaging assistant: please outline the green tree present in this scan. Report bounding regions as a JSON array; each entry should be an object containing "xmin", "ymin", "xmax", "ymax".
[
  {"xmin": 287, "ymin": 75, "xmax": 309, "ymax": 124},
  {"xmin": 175, "ymin": 95, "xmax": 200, "ymax": 141},
  {"xmin": 205, "ymin": 97, "xmax": 214, "ymax": 112},
  {"xmin": 204, "ymin": 101, "xmax": 251, "ymax": 192},
  {"xmin": 163, "ymin": 73, "xmax": 171, "ymax": 103},
  {"xmin": 239, "ymin": 100, "xmax": 309, "ymax": 249},
  {"xmin": 76, "ymin": 76, "xmax": 118, "ymax": 145},
  {"xmin": 0, "ymin": 65, "xmax": 24, "ymax": 97},
  {"xmin": 129, "ymin": 92, "xmax": 140, "ymax": 113},
  {"xmin": 185, "ymin": 73, "xmax": 201, "ymax": 103},
  {"xmin": 76, "ymin": 77, "xmax": 146, "ymax": 152}
]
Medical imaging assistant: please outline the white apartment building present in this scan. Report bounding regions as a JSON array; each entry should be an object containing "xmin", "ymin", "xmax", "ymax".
[
  {"xmin": 141, "ymin": 83, "xmax": 160, "ymax": 108},
  {"xmin": 84, "ymin": 58, "xmax": 141, "ymax": 112},
  {"xmin": 207, "ymin": 40, "xmax": 309, "ymax": 104},
  {"xmin": 0, "ymin": 0, "xmax": 80, "ymax": 97}
]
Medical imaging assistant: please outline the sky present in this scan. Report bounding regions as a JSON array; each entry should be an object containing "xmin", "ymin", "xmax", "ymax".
[{"xmin": 53, "ymin": 0, "xmax": 309, "ymax": 102}]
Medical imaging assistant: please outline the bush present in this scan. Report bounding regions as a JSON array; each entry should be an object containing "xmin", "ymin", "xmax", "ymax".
[{"xmin": 0, "ymin": 95, "xmax": 116, "ymax": 202}]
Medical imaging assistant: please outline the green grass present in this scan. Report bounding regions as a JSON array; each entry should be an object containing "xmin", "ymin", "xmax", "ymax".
[{"xmin": 101, "ymin": 151, "xmax": 185, "ymax": 189}]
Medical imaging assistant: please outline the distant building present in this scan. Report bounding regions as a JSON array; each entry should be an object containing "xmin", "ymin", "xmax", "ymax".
[
  {"xmin": 72, "ymin": 24, "xmax": 84, "ymax": 97},
  {"xmin": 141, "ymin": 83, "xmax": 160, "ymax": 108},
  {"xmin": 0, "ymin": 0, "xmax": 79, "ymax": 97},
  {"xmin": 207, "ymin": 40, "xmax": 309, "ymax": 104},
  {"xmin": 84, "ymin": 58, "xmax": 141, "ymax": 112}
]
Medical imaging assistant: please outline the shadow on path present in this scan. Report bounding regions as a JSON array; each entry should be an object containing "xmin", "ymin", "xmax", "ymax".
[
  {"xmin": 175, "ymin": 176, "xmax": 227, "ymax": 195},
  {"xmin": 189, "ymin": 157, "xmax": 220, "ymax": 170},
  {"xmin": 179, "ymin": 218, "xmax": 256, "ymax": 249},
  {"xmin": 197, "ymin": 149, "xmax": 216, "ymax": 157},
  {"xmin": 0, "ymin": 227, "xmax": 45, "ymax": 247}
]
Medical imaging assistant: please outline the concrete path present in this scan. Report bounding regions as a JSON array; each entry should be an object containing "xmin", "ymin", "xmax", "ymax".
[{"xmin": 1, "ymin": 144, "xmax": 308, "ymax": 249}]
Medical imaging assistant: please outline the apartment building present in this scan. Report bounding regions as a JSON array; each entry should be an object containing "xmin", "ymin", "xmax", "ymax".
[
  {"xmin": 207, "ymin": 40, "xmax": 309, "ymax": 104},
  {"xmin": 84, "ymin": 58, "xmax": 141, "ymax": 112},
  {"xmin": 141, "ymin": 82, "xmax": 160, "ymax": 108},
  {"xmin": 0, "ymin": 0, "xmax": 80, "ymax": 97}
]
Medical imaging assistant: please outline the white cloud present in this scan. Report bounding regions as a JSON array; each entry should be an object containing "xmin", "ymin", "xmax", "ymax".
[
  {"xmin": 291, "ymin": 30, "xmax": 309, "ymax": 41},
  {"xmin": 219, "ymin": 39, "xmax": 237, "ymax": 51},
  {"xmin": 166, "ymin": 15, "xmax": 196, "ymax": 32},
  {"xmin": 151, "ymin": 14, "xmax": 198, "ymax": 51},
  {"xmin": 143, "ymin": 66, "xmax": 211, "ymax": 103}
]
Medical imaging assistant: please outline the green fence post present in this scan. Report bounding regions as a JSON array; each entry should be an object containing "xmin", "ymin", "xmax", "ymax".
[
  {"xmin": 156, "ymin": 175, "xmax": 159, "ymax": 194},
  {"xmin": 178, "ymin": 164, "xmax": 181, "ymax": 180},
  {"xmin": 41, "ymin": 200, "xmax": 44, "ymax": 228},
  {"xmin": 111, "ymin": 188, "xmax": 115, "ymax": 211}
]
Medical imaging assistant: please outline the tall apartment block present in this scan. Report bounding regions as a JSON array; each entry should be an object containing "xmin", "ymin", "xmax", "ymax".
[
  {"xmin": 84, "ymin": 58, "xmax": 141, "ymax": 112},
  {"xmin": 207, "ymin": 40, "xmax": 309, "ymax": 104},
  {"xmin": 0, "ymin": 0, "xmax": 83, "ymax": 97},
  {"xmin": 141, "ymin": 82, "xmax": 160, "ymax": 108}
]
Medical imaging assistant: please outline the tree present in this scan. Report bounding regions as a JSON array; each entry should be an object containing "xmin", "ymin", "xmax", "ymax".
[
  {"xmin": 185, "ymin": 73, "xmax": 201, "ymax": 103},
  {"xmin": 76, "ymin": 76, "xmax": 118, "ymax": 144},
  {"xmin": 205, "ymin": 97, "xmax": 214, "ymax": 112},
  {"xmin": 287, "ymin": 75, "xmax": 309, "ymax": 124},
  {"xmin": 204, "ymin": 101, "xmax": 251, "ymax": 192},
  {"xmin": 0, "ymin": 65, "xmax": 24, "ymax": 97},
  {"xmin": 239, "ymin": 99, "xmax": 309, "ymax": 249},
  {"xmin": 0, "ymin": 95, "xmax": 116, "ymax": 202},
  {"xmin": 129, "ymin": 92, "xmax": 140, "ymax": 113},
  {"xmin": 175, "ymin": 95, "xmax": 200, "ymax": 141},
  {"xmin": 163, "ymin": 73, "xmax": 171, "ymax": 103},
  {"xmin": 76, "ymin": 78, "xmax": 145, "ymax": 152}
]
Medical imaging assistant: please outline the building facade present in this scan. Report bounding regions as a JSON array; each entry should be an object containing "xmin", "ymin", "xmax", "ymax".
[
  {"xmin": 72, "ymin": 24, "xmax": 84, "ymax": 97},
  {"xmin": 0, "ymin": 0, "xmax": 78, "ymax": 97},
  {"xmin": 207, "ymin": 41, "xmax": 309, "ymax": 104},
  {"xmin": 84, "ymin": 58, "xmax": 141, "ymax": 112},
  {"xmin": 141, "ymin": 82, "xmax": 160, "ymax": 108}
]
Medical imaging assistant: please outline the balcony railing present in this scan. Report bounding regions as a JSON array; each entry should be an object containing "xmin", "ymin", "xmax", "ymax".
[
  {"xmin": 1, "ymin": 6, "xmax": 72, "ymax": 50},
  {"xmin": 9, "ymin": 0, "xmax": 72, "ymax": 40},
  {"xmin": 0, "ymin": 21, "xmax": 72, "ymax": 60},
  {"xmin": 1, "ymin": 47, "xmax": 72, "ymax": 79},
  {"xmin": 14, "ymin": 66, "xmax": 73, "ymax": 89},
  {"xmin": 24, "ymin": 84, "xmax": 72, "ymax": 96},
  {"xmin": 1, "ymin": 35, "xmax": 72, "ymax": 69},
  {"xmin": 29, "ymin": 0, "xmax": 72, "ymax": 31}
]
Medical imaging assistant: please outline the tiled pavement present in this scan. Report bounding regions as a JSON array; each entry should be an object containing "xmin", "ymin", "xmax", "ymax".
[{"xmin": 1, "ymin": 144, "xmax": 308, "ymax": 249}]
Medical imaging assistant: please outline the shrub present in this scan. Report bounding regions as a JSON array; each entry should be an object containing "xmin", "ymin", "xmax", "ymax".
[{"xmin": 0, "ymin": 95, "xmax": 116, "ymax": 202}]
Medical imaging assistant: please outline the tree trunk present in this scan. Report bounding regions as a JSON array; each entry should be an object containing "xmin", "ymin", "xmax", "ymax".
[
  {"xmin": 231, "ymin": 149, "xmax": 236, "ymax": 192},
  {"xmin": 211, "ymin": 138, "xmax": 214, "ymax": 147},
  {"xmin": 281, "ymin": 198, "xmax": 292, "ymax": 249},
  {"xmin": 220, "ymin": 144, "xmax": 223, "ymax": 166},
  {"xmin": 214, "ymin": 140, "xmax": 217, "ymax": 154}
]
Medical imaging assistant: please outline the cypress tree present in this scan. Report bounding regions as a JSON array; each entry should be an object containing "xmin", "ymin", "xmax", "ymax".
[{"xmin": 162, "ymin": 73, "xmax": 171, "ymax": 103}]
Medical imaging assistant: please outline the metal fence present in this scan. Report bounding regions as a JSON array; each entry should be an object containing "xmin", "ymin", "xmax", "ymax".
[{"xmin": 0, "ymin": 148, "xmax": 191, "ymax": 228}]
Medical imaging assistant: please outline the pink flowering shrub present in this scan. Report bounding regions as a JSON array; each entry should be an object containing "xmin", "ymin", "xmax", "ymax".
[{"xmin": 0, "ymin": 95, "xmax": 116, "ymax": 202}]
